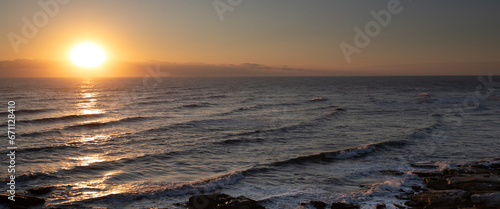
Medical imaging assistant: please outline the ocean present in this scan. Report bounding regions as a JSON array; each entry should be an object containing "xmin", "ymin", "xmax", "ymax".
[{"xmin": 1, "ymin": 76, "xmax": 499, "ymax": 208}]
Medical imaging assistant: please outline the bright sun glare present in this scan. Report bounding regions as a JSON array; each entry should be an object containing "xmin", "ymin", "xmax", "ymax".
[{"xmin": 69, "ymin": 42, "xmax": 107, "ymax": 68}]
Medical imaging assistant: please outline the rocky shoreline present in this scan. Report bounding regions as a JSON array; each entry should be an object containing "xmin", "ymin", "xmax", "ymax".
[
  {"xmin": 405, "ymin": 161, "xmax": 500, "ymax": 209},
  {"xmin": 2, "ymin": 160, "xmax": 499, "ymax": 209},
  {"xmin": 154, "ymin": 160, "xmax": 500, "ymax": 209}
]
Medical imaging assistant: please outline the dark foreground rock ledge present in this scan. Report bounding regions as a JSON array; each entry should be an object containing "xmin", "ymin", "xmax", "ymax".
[
  {"xmin": 183, "ymin": 194, "xmax": 363, "ymax": 209},
  {"xmin": 186, "ymin": 193, "xmax": 265, "ymax": 209},
  {"xmin": 406, "ymin": 161, "xmax": 500, "ymax": 209}
]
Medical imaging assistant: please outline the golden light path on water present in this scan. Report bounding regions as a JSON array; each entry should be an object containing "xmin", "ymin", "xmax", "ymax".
[
  {"xmin": 53, "ymin": 79, "xmax": 129, "ymax": 203},
  {"xmin": 78, "ymin": 80, "xmax": 105, "ymax": 115}
]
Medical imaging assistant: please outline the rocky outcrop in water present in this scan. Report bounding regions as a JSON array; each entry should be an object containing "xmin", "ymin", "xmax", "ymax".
[
  {"xmin": 405, "ymin": 161, "xmax": 500, "ymax": 208},
  {"xmin": 186, "ymin": 193, "xmax": 265, "ymax": 209}
]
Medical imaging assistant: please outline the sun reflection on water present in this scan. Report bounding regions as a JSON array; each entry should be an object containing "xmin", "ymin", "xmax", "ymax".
[
  {"xmin": 78, "ymin": 79, "xmax": 106, "ymax": 115},
  {"xmin": 67, "ymin": 171, "xmax": 123, "ymax": 202},
  {"xmin": 78, "ymin": 134, "xmax": 110, "ymax": 143},
  {"xmin": 71, "ymin": 154, "xmax": 105, "ymax": 166}
]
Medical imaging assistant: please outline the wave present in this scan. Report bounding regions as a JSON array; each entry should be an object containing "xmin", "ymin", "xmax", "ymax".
[
  {"xmin": 48, "ymin": 140, "xmax": 409, "ymax": 206},
  {"xmin": 0, "ymin": 108, "xmax": 52, "ymax": 116},
  {"xmin": 20, "ymin": 116, "xmax": 151, "ymax": 136},
  {"xmin": 242, "ymin": 140, "xmax": 408, "ymax": 175},
  {"xmin": 21, "ymin": 129, "xmax": 63, "ymax": 137},
  {"xmin": 64, "ymin": 171, "xmax": 244, "ymax": 205},
  {"xmin": 1, "ymin": 171, "xmax": 59, "ymax": 183},
  {"xmin": 9, "ymin": 140, "xmax": 404, "ymax": 187},
  {"xmin": 408, "ymin": 120, "xmax": 443, "ymax": 140},
  {"xmin": 208, "ymin": 95, "xmax": 227, "ymax": 99},
  {"xmin": 17, "ymin": 144, "xmax": 78, "ymax": 153},
  {"xmin": 20, "ymin": 113, "xmax": 103, "ymax": 124},
  {"xmin": 225, "ymin": 122, "xmax": 312, "ymax": 138},
  {"xmin": 63, "ymin": 116, "xmax": 148, "ymax": 130},
  {"xmin": 136, "ymin": 100, "xmax": 170, "ymax": 105},
  {"xmin": 180, "ymin": 103, "xmax": 213, "ymax": 108},
  {"xmin": 215, "ymin": 137, "xmax": 266, "ymax": 145}
]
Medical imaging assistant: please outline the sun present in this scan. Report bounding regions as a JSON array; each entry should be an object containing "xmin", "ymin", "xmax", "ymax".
[{"xmin": 69, "ymin": 42, "xmax": 107, "ymax": 68}]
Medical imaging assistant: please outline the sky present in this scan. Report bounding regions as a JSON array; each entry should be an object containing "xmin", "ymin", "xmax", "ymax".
[{"xmin": 0, "ymin": 0, "xmax": 499, "ymax": 77}]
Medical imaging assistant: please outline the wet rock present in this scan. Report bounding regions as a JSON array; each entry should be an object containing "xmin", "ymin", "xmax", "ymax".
[
  {"xmin": 299, "ymin": 200, "xmax": 327, "ymax": 209},
  {"xmin": 28, "ymin": 186, "xmax": 53, "ymax": 195},
  {"xmin": 423, "ymin": 176, "xmax": 449, "ymax": 190},
  {"xmin": 408, "ymin": 189, "xmax": 471, "ymax": 208},
  {"xmin": 395, "ymin": 193, "xmax": 412, "ymax": 200},
  {"xmin": 187, "ymin": 193, "xmax": 265, "ymax": 209},
  {"xmin": 411, "ymin": 185, "xmax": 423, "ymax": 191},
  {"xmin": 330, "ymin": 202, "xmax": 359, "ymax": 209},
  {"xmin": 410, "ymin": 161, "xmax": 440, "ymax": 169},
  {"xmin": 379, "ymin": 170, "xmax": 404, "ymax": 176},
  {"xmin": 413, "ymin": 171, "xmax": 443, "ymax": 178},
  {"xmin": 442, "ymin": 167, "xmax": 476, "ymax": 176},
  {"xmin": 173, "ymin": 202, "xmax": 186, "ymax": 207},
  {"xmin": 393, "ymin": 203, "xmax": 406, "ymax": 209},
  {"xmin": 408, "ymin": 160, "xmax": 500, "ymax": 209},
  {"xmin": 0, "ymin": 194, "xmax": 45, "ymax": 207},
  {"xmin": 447, "ymin": 175, "xmax": 500, "ymax": 192},
  {"xmin": 470, "ymin": 192, "xmax": 500, "ymax": 208},
  {"xmin": 375, "ymin": 203, "xmax": 386, "ymax": 209}
]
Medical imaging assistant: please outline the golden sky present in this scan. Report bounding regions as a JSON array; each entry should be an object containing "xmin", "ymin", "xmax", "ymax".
[{"xmin": 1, "ymin": 0, "xmax": 499, "ymax": 77}]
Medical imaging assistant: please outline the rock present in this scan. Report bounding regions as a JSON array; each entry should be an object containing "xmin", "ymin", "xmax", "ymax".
[
  {"xmin": 447, "ymin": 175, "xmax": 500, "ymax": 192},
  {"xmin": 403, "ymin": 200, "xmax": 421, "ymax": 207},
  {"xmin": 28, "ymin": 186, "xmax": 53, "ymax": 195},
  {"xmin": 395, "ymin": 192, "xmax": 412, "ymax": 200},
  {"xmin": 409, "ymin": 189, "xmax": 471, "ymax": 208},
  {"xmin": 187, "ymin": 193, "xmax": 265, "ymax": 209},
  {"xmin": 413, "ymin": 171, "xmax": 443, "ymax": 177},
  {"xmin": 410, "ymin": 161, "xmax": 440, "ymax": 169},
  {"xmin": 408, "ymin": 160, "xmax": 500, "ymax": 209},
  {"xmin": 423, "ymin": 177, "xmax": 449, "ymax": 190},
  {"xmin": 188, "ymin": 194, "xmax": 220, "ymax": 209},
  {"xmin": 470, "ymin": 192, "xmax": 500, "ymax": 208},
  {"xmin": 0, "ymin": 194, "xmax": 45, "ymax": 207},
  {"xmin": 379, "ymin": 170, "xmax": 404, "ymax": 176},
  {"xmin": 393, "ymin": 203, "xmax": 406, "ymax": 209},
  {"xmin": 220, "ymin": 196, "xmax": 265, "ymax": 209},
  {"xmin": 375, "ymin": 203, "xmax": 386, "ymax": 209},
  {"xmin": 442, "ymin": 167, "xmax": 476, "ymax": 176},
  {"xmin": 173, "ymin": 202, "xmax": 186, "ymax": 207},
  {"xmin": 299, "ymin": 200, "xmax": 327, "ymax": 209},
  {"xmin": 411, "ymin": 185, "xmax": 423, "ymax": 191},
  {"xmin": 331, "ymin": 202, "xmax": 359, "ymax": 209}
]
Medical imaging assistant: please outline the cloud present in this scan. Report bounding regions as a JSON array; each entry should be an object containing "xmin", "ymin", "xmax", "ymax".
[
  {"xmin": 0, "ymin": 59, "xmax": 337, "ymax": 77},
  {"xmin": 0, "ymin": 59, "xmax": 499, "ymax": 78}
]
